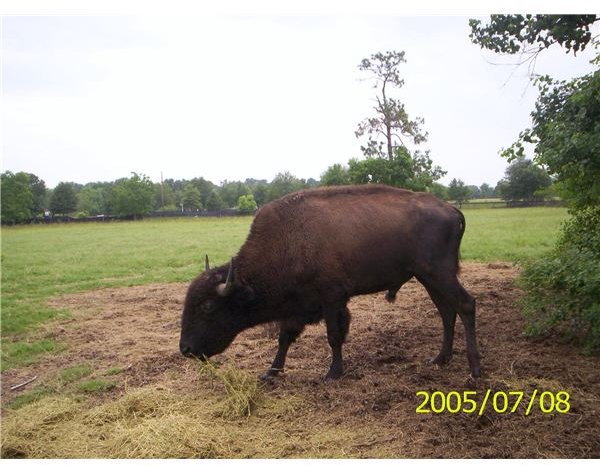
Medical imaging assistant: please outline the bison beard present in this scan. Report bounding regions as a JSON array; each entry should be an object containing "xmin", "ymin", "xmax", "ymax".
[{"xmin": 179, "ymin": 185, "xmax": 482, "ymax": 380}]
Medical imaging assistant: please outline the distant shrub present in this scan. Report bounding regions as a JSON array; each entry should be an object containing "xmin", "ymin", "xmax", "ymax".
[
  {"xmin": 236, "ymin": 194, "xmax": 257, "ymax": 215},
  {"xmin": 519, "ymin": 205, "xmax": 600, "ymax": 353}
]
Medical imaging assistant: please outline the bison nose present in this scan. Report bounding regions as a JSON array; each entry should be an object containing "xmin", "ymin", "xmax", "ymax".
[{"xmin": 179, "ymin": 342, "xmax": 192, "ymax": 356}]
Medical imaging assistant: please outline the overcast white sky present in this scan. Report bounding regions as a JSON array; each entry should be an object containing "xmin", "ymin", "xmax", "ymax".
[{"xmin": 2, "ymin": 13, "xmax": 598, "ymax": 188}]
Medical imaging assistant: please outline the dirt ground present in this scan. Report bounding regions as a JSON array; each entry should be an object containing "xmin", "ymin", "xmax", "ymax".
[{"xmin": 2, "ymin": 262, "xmax": 599, "ymax": 458}]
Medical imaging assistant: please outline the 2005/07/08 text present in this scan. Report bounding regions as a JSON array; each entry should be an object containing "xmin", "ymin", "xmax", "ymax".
[{"xmin": 416, "ymin": 390, "xmax": 571, "ymax": 415}]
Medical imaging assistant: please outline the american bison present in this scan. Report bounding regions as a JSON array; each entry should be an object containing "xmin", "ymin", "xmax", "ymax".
[{"xmin": 179, "ymin": 185, "xmax": 481, "ymax": 380}]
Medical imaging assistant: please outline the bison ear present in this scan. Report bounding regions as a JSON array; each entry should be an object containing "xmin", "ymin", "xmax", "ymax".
[
  {"xmin": 205, "ymin": 255, "xmax": 210, "ymax": 272},
  {"xmin": 216, "ymin": 258, "xmax": 235, "ymax": 297}
]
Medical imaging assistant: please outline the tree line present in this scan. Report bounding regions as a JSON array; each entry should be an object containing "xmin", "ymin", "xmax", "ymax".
[{"xmin": 1, "ymin": 155, "xmax": 554, "ymax": 225}]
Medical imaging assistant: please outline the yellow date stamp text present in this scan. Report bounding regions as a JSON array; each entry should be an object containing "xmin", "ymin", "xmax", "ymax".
[{"xmin": 415, "ymin": 389, "xmax": 571, "ymax": 415}]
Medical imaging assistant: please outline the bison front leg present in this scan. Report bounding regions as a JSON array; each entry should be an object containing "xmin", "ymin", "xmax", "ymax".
[
  {"xmin": 324, "ymin": 306, "xmax": 351, "ymax": 381},
  {"xmin": 260, "ymin": 319, "xmax": 304, "ymax": 380}
]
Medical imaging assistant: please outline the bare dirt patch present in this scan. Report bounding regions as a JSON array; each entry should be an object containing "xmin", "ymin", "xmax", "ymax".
[{"xmin": 2, "ymin": 263, "xmax": 599, "ymax": 458}]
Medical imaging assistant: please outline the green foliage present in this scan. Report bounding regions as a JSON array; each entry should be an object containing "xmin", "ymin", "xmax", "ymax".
[
  {"xmin": 220, "ymin": 181, "xmax": 250, "ymax": 208},
  {"xmin": 28, "ymin": 173, "xmax": 48, "ymax": 216},
  {"xmin": 519, "ymin": 206, "xmax": 600, "ymax": 353},
  {"xmin": 236, "ymin": 194, "xmax": 257, "ymax": 214},
  {"xmin": 78, "ymin": 186, "xmax": 107, "ymax": 216},
  {"xmin": 249, "ymin": 182, "xmax": 269, "ymax": 207},
  {"xmin": 320, "ymin": 164, "xmax": 350, "ymax": 186},
  {"xmin": 110, "ymin": 173, "xmax": 154, "ymax": 218},
  {"xmin": 152, "ymin": 182, "xmax": 175, "ymax": 211},
  {"xmin": 50, "ymin": 182, "xmax": 78, "ymax": 216},
  {"xmin": 469, "ymin": 15, "xmax": 598, "ymax": 55},
  {"xmin": 497, "ymin": 157, "xmax": 552, "ymax": 202},
  {"xmin": 504, "ymin": 71, "xmax": 600, "ymax": 208},
  {"xmin": 268, "ymin": 172, "xmax": 307, "ymax": 201},
  {"xmin": 205, "ymin": 190, "xmax": 226, "ymax": 211},
  {"xmin": 447, "ymin": 178, "xmax": 471, "ymax": 207},
  {"xmin": 182, "ymin": 184, "xmax": 203, "ymax": 211},
  {"xmin": 356, "ymin": 50, "xmax": 427, "ymax": 160},
  {"xmin": 347, "ymin": 147, "xmax": 444, "ymax": 190},
  {"xmin": 1, "ymin": 171, "xmax": 34, "ymax": 224},
  {"xmin": 429, "ymin": 182, "xmax": 448, "ymax": 200},
  {"xmin": 188, "ymin": 177, "xmax": 217, "ymax": 207},
  {"xmin": 479, "ymin": 182, "xmax": 495, "ymax": 198}
]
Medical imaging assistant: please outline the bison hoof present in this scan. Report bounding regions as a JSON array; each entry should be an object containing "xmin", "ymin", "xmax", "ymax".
[
  {"xmin": 470, "ymin": 367, "xmax": 482, "ymax": 378},
  {"xmin": 259, "ymin": 368, "xmax": 283, "ymax": 381},
  {"xmin": 429, "ymin": 353, "xmax": 452, "ymax": 366},
  {"xmin": 324, "ymin": 369, "xmax": 343, "ymax": 382},
  {"xmin": 384, "ymin": 292, "xmax": 397, "ymax": 303}
]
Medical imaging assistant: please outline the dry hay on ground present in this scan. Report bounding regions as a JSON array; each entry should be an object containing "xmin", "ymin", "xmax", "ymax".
[{"xmin": 2, "ymin": 263, "xmax": 599, "ymax": 458}]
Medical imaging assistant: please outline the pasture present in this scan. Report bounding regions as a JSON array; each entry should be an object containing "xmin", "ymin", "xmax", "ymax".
[{"xmin": 2, "ymin": 207, "xmax": 599, "ymax": 458}]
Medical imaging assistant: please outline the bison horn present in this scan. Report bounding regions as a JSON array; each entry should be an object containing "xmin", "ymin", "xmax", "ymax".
[
  {"xmin": 216, "ymin": 258, "xmax": 234, "ymax": 296},
  {"xmin": 205, "ymin": 255, "xmax": 210, "ymax": 272}
]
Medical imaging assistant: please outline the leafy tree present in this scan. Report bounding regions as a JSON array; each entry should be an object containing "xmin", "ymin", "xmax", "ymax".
[
  {"xmin": 153, "ymin": 182, "xmax": 175, "ymax": 211},
  {"xmin": 220, "ymin": 181, "xmax": 250, "ymax": 208},
  {"xmin": 182, "ymin": 184, "xmax": 203, "ymax": 211},
  {"xmin": 504, "ymin": 72, "xmax": 600, "ymax": 208},
  {"xmin": 237, "ymin": 194, "xmax": 258, "ymax": 214},
  {"xmin": 78, "ymin": 185, "xmax": 108, "ymax": 216},
  {"xmin": 305, "ymin": 178, "xmax": 319, "ymax": 189},
  {"xmin": 407, "ymin": 151, "xmax": 446, "ymax": 191},
  {"xmin": 467, "ymin": 185, "xmax": 481, "ymax": 199},
  {"xmin": 205, "ymin": 189, "xmax": 226, "ymax": 211},
  {"xmin": 479, "ymin": 182, "xmax": 495, "ymax": 198},
  {"xmin": 347, "ymin": 147, "xmax": 445, "ymax": 191},
  {"xmin": 429, "ymin": 182, "xmax": 448, "ymax": 200},
  {"xmin": 50, "ymin": 182, "xmax": 78, "ymax": 216},
  {"xmin": 355, "ymin": 50, "xmax": 427, "ymax": 161},
  {"xmin": 321, "ymin": 163, "xmax": 350, "ymax": 186},
  {"xmin": 469, "ymin": 15, "xmax": 598, "ymax": 56},
  {"xmin": 27, "ymin": 173, "xmax": 47, "ymax": 216},
  {"xmin": 110, "ymin": 173, "xmax": 154, "ymax": 218},
  {"xmin": 447, "ymin": 178, "xmax": 471, "ymax": 208},
  {"xmin": 250, "ymin": 183, "xmax": 270, "ymax": 207},
  {"xmin": 1, "ymin": 171, "xmax": 34, "ymax": 224},
  {"xmin": 268, "ymin": 172, "xmax": 306, "ymax": 201},
  {"xmin": 188, "ymin": 177, "xmax": 217, "ymax": 207},
  {"xmin": 497, "ymin": 157, "xmax": 552, "ymax": 202}
]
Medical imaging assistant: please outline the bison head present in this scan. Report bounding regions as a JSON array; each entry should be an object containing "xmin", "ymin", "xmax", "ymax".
[{"xmin": 179, "ymin": 257, "xmax": 254, "ymax": 359}]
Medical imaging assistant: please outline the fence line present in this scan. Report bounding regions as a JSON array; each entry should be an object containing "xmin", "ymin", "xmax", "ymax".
[
  {"xmin": 449, "ymin": 199, "xmax": 565, "ymax": 209},
  {"xmin": 30, "ymin": 209, "xmax": 245, "ymax": 224}
]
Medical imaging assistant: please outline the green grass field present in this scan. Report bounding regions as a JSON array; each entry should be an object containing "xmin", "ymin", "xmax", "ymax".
[{"xmin": 1, "ymin": 207, "xmax": 568, "ymax": 370}]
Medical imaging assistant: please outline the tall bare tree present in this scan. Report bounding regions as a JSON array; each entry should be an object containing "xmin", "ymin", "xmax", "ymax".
[{"xmin": 355, "ymin": 51, "xmax": 427, "ymax": 161}]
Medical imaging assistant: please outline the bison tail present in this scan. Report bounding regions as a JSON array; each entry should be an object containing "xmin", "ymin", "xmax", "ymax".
[{"xmin": 454, "ymin": 207, "xmax": 466, "ymax": 274}]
